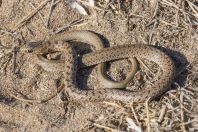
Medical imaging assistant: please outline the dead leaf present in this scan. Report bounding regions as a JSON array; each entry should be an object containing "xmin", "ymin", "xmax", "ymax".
[{"xmin": 70, "ymin": 1, "xmax": 88, "ymax": 15}]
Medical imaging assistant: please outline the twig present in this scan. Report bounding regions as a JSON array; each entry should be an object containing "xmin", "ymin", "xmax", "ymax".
[
  {"xmin": 186, "ymin": 0, "xmax": 198, "ymax": 17},
  {"xmin": 157, "ymin": 105, "xmax": 166, "ymax": 123},
  {"xmin": 151, "ymin": 0, "xmax": 159, "ymax": 19},
  {"xmin": 103, "ymin": 101, "xmax": 125, "ymax": 110},
  {"xmin": 130, "ymin": 102, "xmax": 140, "ymax": 125},
  {"xmin": 54, "ymin": 19, "xmax": 85, "ymax": 34},
  {"xmin": 148, "ymin": 19, "xmax": 157, "ymax": 45},
  {"xmin": 158, "ymin": 19, "xmax": 186, "ymax": 30},
  {"xmin": 74, "ymin": 21, "xmax": 89, "ymax": 27},
  {"xmin": 145, "ymin": 97, "xmax": 151, "ymax": 132},
  {"xmin": 13, "ymin": 0, "xmax": 50, "ymax": 31},
  {"xmin": 168, "ymin": 92, "xmax": 191, "ymax": 113},
  {"xmin": 180, "ymin": 90, "xmax": 186, "ymax": 132},
  {"xmin": 94, "ymin": 123, "xmax": 122, "ymax": 132},
  {"xmin": 129, "ymin": 13, "xmax": 144, "ymax": 18},
  {"xmin": 175, "ymin": 0, "xmax": 182, "ymax": 26},
  {"xmin": 46, "ymin": 0, "xmax": 55, "ymax": 28},
  {"xmin": 29, "ymin": 2, "xmax": 46, "ymax": 26},
  {"xmin": 160, "ymin": 0, "xmax": 198, "ymax": 18}
]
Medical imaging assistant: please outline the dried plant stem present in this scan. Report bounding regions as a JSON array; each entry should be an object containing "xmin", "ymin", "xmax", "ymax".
[
  {"xmin": 54, "ymin": 19, "xmax": 85, "ymax": 34},
  {"xmin": 145, "ymin": 98, "xmax": 151, "ymax": 132},
  {"xmin": 180, "ymin": 91, "xmax": 186, "ymax": 132},
  {"xmin": 29, "ymin": 2, "xmax": 46, "ymax": 26},
  {"xmin": 157, "ymin": 105, "xmax": 166, "ymax": 123},
  {"xmin": 130, "ymin": 102, "xmax": 140, "ymax": 125},
  {"xmin": 94, "ymin": 123, "xmax": 121, "ymax": 132},
  {"xmin": 46, "ymin": 0, "xmax": 55, "ymax": 28},
  {"xmin": 13, "ymin": 0, "xmax": 50, "ymax": 31}
]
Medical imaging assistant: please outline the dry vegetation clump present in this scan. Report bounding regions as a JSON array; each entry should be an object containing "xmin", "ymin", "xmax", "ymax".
[{"xmin": 0, "ymin": 0, "xmax": 198, "ymax": 131}]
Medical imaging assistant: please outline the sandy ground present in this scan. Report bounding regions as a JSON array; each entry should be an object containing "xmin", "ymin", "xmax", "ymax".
[{"xmin": 0, "ymin": 0, "xmax": 198, "ymax": 131}]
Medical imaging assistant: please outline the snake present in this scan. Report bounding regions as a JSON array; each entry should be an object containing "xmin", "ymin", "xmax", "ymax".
[
  {"xmin": 22, "ymin": 31, "xmax": 138, "ymax": 89},
  {"xmin": 19, "ymin": 31, "xmax": 175, "ymax": 102}
]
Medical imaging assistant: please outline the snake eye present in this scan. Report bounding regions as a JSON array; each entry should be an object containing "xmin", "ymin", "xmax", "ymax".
[{"xmin": 28, "ymin": 49, "xmax": 33, "ymax": 53}]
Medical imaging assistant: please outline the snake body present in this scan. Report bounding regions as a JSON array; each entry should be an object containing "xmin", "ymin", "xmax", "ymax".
[
  {"xmin": 22, "ymin": 31, "xmax": 138, "ymax": 89},
  {"xmin": 21, "ymin": 31, "xmax": 175, "ymax": 102},
  {"xmin": 65, "ymin": 44, "xmax": 175, "ymax": 102}
]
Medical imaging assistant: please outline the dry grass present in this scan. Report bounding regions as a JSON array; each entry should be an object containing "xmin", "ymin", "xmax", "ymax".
[{"xmin": 0, "ymin": 0, "xmax": 198, "ymax": 131}]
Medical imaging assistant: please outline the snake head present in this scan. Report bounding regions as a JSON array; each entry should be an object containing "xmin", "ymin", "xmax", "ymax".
[{"xmin": 20, "ymin": 41, "xmax": 47, "ymax": 54}]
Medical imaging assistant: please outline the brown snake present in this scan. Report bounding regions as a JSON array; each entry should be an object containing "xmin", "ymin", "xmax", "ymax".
[
  {"xmin": 19, "ymin": 31, "xmax": 175, "ymax": 102},
  {"xmin": 22, "ymin": 31, "xmax": 138, "ymax": 89}
]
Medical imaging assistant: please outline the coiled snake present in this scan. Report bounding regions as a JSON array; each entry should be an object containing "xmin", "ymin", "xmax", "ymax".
[
  {"xmin": 19, "ymin": 30, "xmax": 175, "ymax": 102},
  {"xmin": 22, "ymin": 31, "xmax": 138, "ymax": 89}
]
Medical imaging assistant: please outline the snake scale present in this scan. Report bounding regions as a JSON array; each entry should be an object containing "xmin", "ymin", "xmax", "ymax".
[{"xmin": 20, "ymin": 31, "xmax": 175, "ymax": 102}]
